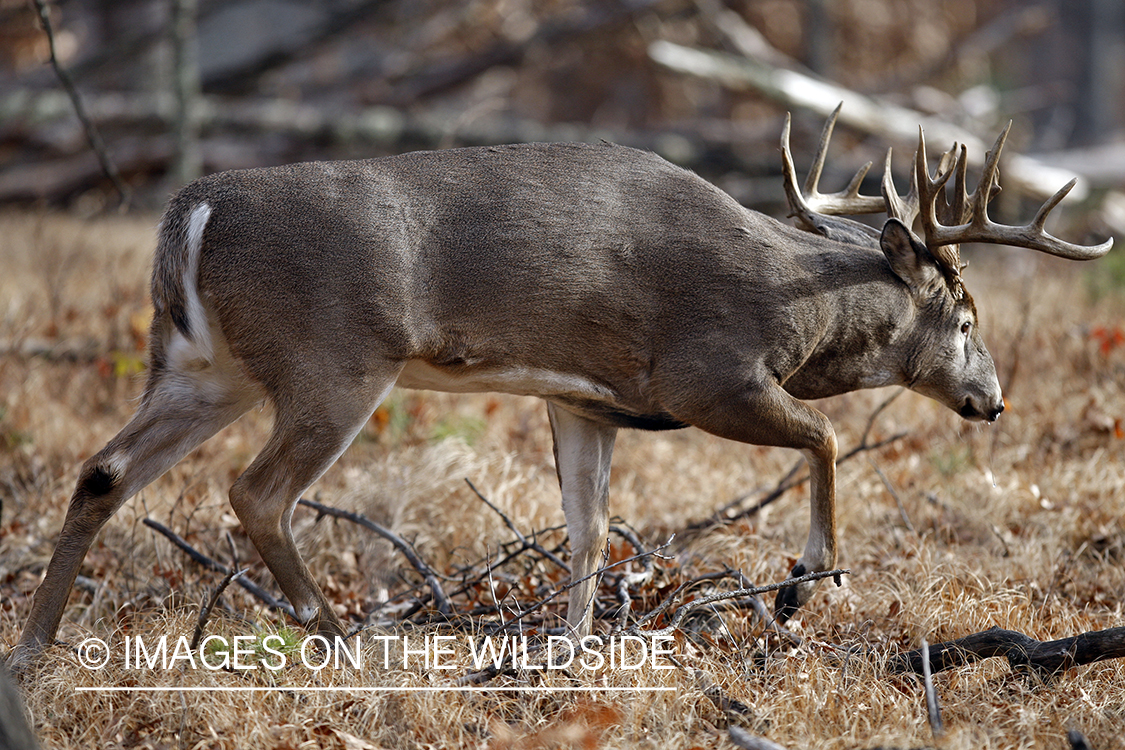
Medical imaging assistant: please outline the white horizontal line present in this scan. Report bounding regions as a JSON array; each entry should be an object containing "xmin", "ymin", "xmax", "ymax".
[{"xmin": 76, "ymin": 686, "xmax": 675, "ymax": 693}]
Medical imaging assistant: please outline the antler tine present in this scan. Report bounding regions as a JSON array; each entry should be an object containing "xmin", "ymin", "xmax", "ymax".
[
  {"xmin": 880, "ymin": 147, "xmax": 919, "ymax": 227},
  {"xmin": 805, "ymin": 103, "xmax": 877, "ymax": 205},
  {"xmin": 966, "ymin": 121, "xmax": 1010, "ymax": 229},
  {"xmin": 782, "ymin": 103, "xmax": 886, "ymax": 217},
  {"xmin": 803, "ymin": 103, "xmax": 840, "ymax": 198},
  {"xmin": 780, "ymin": 111, "xmax": 820, "ymax": 233},
  {"xmin": 919, "ymin": 121, "xmax": 1114, "ymax": 261},
  {"xmin": 914, "ymin": 129, "xmax": 967, "ymax": 293},
  {"xmin": 1030, "ymin": 178, "xmax": 1076, "ymax": 230},
  {"xmin": 915, "ymin": 127, "xmax": 955, "ymax": 235},
  {"xmin": 942, "ymin": 144, "xmax": 969, "ymax": 225}
]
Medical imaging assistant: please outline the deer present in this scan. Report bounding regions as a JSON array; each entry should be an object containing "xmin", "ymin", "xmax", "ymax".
[{"xmin": 10, "ymin": 106, "xmax": 1111, "ymax": 667}]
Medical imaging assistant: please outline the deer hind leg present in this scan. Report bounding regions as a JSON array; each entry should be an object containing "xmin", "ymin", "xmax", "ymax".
[
  {"xmin": 15, "ymin": 360, "xmax": 256, "ymax": 660},
  {"xmin": 547, "ymin": 403, "xmax": 618, "ymax": 638},
  {"xmin": 682, "ymin": 381, "xmax": 838, "ymax": 624},
  {"xmin": 226, "ymin": 371, "xmax": 398, "ymax": 640}
]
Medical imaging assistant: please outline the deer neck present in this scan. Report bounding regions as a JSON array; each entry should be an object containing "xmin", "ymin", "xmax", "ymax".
[{"xmin": 780, "ymin": 255, "xmax": 915, "ymax": 399}]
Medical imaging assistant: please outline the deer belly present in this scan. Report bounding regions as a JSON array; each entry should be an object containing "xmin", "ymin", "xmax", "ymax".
[
  {"xmin": 396, "ymin": 359, "xmax": 612, "ymax": 399},
  {"xmin": 395, "ymin": 360, "xmax": 686, "ymax": 430}
]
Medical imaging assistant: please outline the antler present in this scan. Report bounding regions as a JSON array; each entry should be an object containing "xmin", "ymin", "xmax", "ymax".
[
  {"xmin": 780, "ymin": 104, "xmax": 886, "ymax": 245},
  {"xmin": 916, "ymin": 123, "xmax": 1113, "ymax": 262},
  {"xmin": 782, "ymin": 106, "xmax": 1113, "ymax": 279}
]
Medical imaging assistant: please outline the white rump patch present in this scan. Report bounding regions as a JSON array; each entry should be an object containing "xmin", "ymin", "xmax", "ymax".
[{"xmin": 183, "ymin": 203, "xmax": 213, "ymax": 362}]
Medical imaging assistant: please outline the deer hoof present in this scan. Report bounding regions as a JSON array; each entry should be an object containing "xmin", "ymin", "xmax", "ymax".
[{"xmin": 773, "ymin": 563, "xmax": 807, "ymax": 624}]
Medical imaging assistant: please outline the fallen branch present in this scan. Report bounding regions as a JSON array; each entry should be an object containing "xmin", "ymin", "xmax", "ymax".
[
  {"xmin": 888, "ymin": 625, "xmax": 1125, "ymax": 677},
  {"xmin": 921, "ymin": 639, "xmax": 944, "ymax": 739},
  {"xmin": 490, "ymin": 537, "xmax": 675, "ymax": 635},
  {"xmin": 609, "ymin": 524, "xmax": 656, "ymax": 587},
  {"xmin": 141, "ymin": 518, "xmax": 295, "ymax": 620},
  {"xmin": 729, "ymin": 726, "xmax": 789, "ymax": 750},
  {"xmin": 648, "ymin": 40, "xmax": 1088, "ymax": 202},
  {"xmin": 726, "ymin": 569, "xmax": 801, "ymax": 644},
  {"xmin": 296, "ymin": 498, "xmax": 452, "ymax": 616},
  {"xmin": 607, "ymin": 524, "xmax": 658, "ymax": 632}
]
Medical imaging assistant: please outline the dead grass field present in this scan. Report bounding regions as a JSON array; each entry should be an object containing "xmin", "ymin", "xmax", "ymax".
[{"xmin": 1, "ymin": 210, "xmax": 1123, "ymax": 750}]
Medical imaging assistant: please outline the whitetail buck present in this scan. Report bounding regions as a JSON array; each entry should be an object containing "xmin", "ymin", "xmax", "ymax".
[{"xmin": 11, "ymin": 107, "xmax": 1111, "ymax": 664}]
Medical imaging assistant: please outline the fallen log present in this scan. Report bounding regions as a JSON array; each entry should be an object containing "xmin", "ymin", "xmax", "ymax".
[{"xmin": 889, "ymin": 625, "xmax": 1125, "ymax": 677}]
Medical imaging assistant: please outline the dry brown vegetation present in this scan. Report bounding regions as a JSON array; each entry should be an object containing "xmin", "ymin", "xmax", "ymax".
[{"xmin": 1, "ymin": 209, "xmax": 1124, "ymax": 749}]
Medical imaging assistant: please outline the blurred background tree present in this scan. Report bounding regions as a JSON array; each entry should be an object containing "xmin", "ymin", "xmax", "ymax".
[{"xmin": 1, "ymin": 0, "xmax": 1122, "ymax": 245}]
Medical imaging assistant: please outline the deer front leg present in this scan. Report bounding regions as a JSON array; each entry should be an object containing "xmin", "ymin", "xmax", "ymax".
[
  {"xmin": 774, "ymin": 436, "xmax": 838, "ymax": 623},
  {"xmin": 547, "ymin": 403, "xmax": 618, "ymax": 639},
  {"xmin": 684, "ymin": 381, "xmax": 838, "ymax": 624}
]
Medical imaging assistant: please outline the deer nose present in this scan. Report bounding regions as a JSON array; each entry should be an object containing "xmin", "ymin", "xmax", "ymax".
[{"xmin": 986, "ymin": 400, "xmax": 1005, "ymax": 422}]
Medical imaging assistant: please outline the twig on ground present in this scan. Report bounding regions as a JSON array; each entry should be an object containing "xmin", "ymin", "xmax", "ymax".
[
  {"xmin": 888, "ymin": 625, "xmax": 1125, "ymax": 677},
  {"xmin": 464, "ymin": 478, "xmax": 569, "ymax": 572},
  {"xmin": 728, "ymin": 726, "xmax": 790, "ymax": 750},
  {"xmin": 610, "ymin": 524, "xmax": 656, "ymax": 585},
  {"xmin": 630, "ymin": 568, "xmax": 849, "ymax": 638},
  {"xmin": 142, "ymin": 518, "xmax": 295, "ymax": 620},
  {"xmin": 613, "ymin": 574, "xmax": 633, "ymax": 633},
  {"xmin": 296, "ymin": 498, "xmax": 452, "ymax": 616},
  {"xmin": 727, "ymin": 569, "xmax": 801, "ymax": 645},
  {"xmin": 32, "ymin": 0, "xmax": 129, "ymax": 206},
  {"xmin": 224, "ymin": 531, "xmax": 239, "ymax": 571},
  {"xmin": 190, "ymin": 566, "xmax": 250, "ymax": 650},
  {"xmin": 921, "ymin": 638, "xmax": 944, "ymax": 739},
  {"xmin": 490, "ymin": 537, "xmax": 675, "ymax": 634},
  {"xmin": 606, "ymin": 524, "xmax": 658, "ymax": 632}
]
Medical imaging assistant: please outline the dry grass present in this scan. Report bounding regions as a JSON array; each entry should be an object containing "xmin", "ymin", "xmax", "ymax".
[{"xmin": 1, "ymin": 210, "xmax": 1123, "ymax": 750}]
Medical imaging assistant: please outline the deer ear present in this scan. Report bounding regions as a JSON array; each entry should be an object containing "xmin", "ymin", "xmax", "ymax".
[{"xmin": 880, "ymin": 218, "xmax": 941, "ymax": 292}]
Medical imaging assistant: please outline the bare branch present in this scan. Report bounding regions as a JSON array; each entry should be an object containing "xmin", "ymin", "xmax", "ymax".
[
  {"xmin": 921, "ymin": 639, "xmax": 945, "ymax": 739},
  {"xmin": 630, "ymin": 568, "xmax": 849, "ymax": 638},
  {"xmin": 491, "ymin": 537, "xmax": 675, "ymax": 635},
  {"xmin": 648, "ymin": 39, "xmax": 1091, "ymax": 203},
  {"xmin": 31, "ymin": 0, "xmax": 128, "ymax": 207},
  {"xmin": 729, "ymin": 726, "xmax": 790, "ymax": 750},
  {"xmin": 464, "ymin": 478, "xmax": 569, "ymax": 573},
  {"xmin": 296, "ymin": 498, "xmax": 452, "ymax": 616},
  {"xmin": 142, "ymin": 518, "xmax": 295, "ymax": 620}
]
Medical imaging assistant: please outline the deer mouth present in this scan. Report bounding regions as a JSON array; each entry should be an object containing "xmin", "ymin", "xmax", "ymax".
[{"xmin": 960, "ymin": 398, "xmax": 1004, "ymax": 422}]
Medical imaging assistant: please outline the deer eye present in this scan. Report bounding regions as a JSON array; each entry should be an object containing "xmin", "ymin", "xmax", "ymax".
[{"xmin": 961, "ymin": 321, "xmax": 972, "ymax": 335}]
